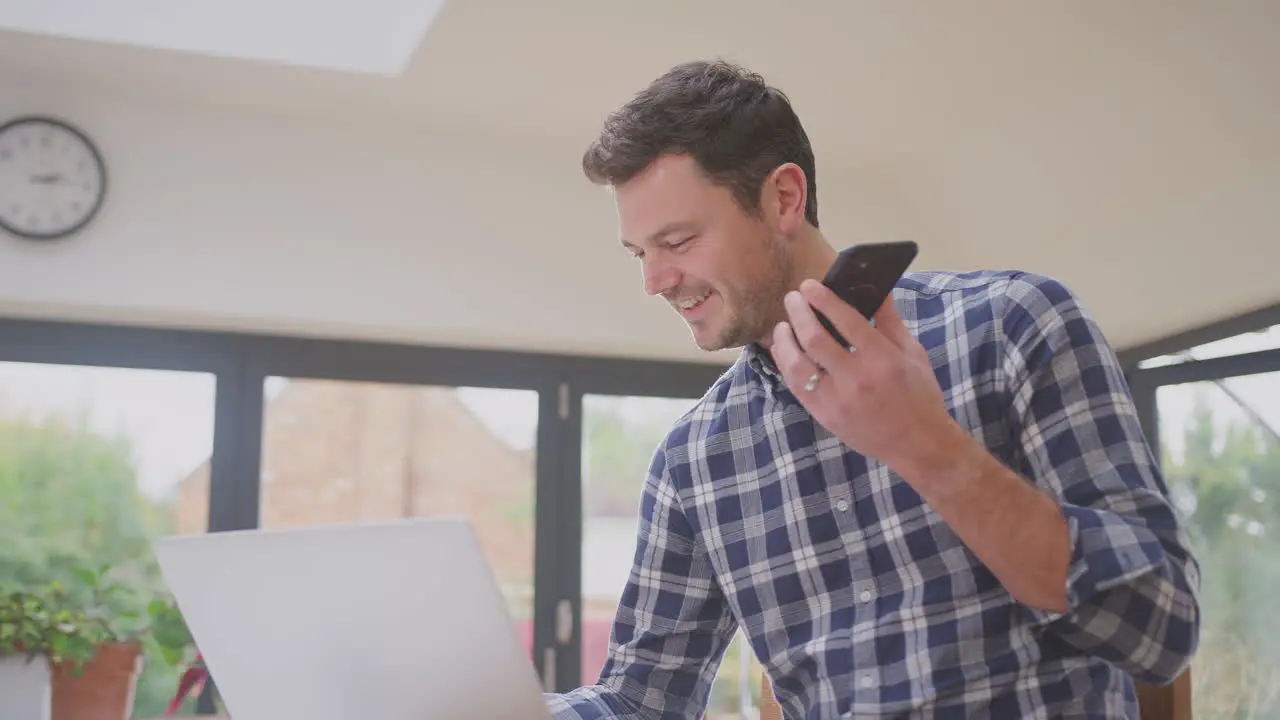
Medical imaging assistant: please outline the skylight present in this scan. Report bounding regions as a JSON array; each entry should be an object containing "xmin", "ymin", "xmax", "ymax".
[{"xmin": 0, "ymin": 0, "xmax": 447, "ymax": 75}]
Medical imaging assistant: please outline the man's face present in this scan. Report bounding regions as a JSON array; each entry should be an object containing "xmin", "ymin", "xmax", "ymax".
[{"xmin": 615, "ymin": 154, "xmax": 794, "ymax": 352}]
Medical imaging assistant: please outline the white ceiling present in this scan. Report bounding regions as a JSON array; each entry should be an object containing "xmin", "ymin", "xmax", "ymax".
[{"xmin": 0, "ymin": 0, "xmax": 1278, "ymax": 355}]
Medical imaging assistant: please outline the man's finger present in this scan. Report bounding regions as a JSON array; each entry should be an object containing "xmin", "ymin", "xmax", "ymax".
[
  {"xmin": 797, "ymin": 279, "xmax": 893, "ymax": 356},
  {"xmin": 783, "ymin": 290, "xmax": 857, "ymax": 375},
  {"xmin": 871, "ymin": 296, "xmax": 914, "ymax": 354},
  {"xmin": 771, "ymin": 321, "xmax": 822, "ymax": 392}
]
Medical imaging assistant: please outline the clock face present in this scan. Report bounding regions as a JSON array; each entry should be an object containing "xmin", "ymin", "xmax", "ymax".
[{"xmin": 0, "ymin": 116, "xmax": 107, "ymax": 241}]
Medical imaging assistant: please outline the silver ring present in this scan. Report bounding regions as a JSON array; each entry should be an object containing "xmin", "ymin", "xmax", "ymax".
[{"xmin": 803, "ymin": 368, "xmax": 825, "ymax": 392}]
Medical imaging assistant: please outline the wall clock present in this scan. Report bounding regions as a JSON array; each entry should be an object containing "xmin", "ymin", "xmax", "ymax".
[{"xmin": 0, "ymin": 115, "xmax": 108, "ymax": 241}]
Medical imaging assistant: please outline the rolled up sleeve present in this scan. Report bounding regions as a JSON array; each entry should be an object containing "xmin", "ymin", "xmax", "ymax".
[{"xmin": 999, "ymin": 273, "xmax": 1201, "ymax": 685}]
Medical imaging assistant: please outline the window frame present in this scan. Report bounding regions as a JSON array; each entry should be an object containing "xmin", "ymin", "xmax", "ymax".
[
  {"xmin": 1123, "ymin": 302, "xmax": 1280, "ymax": 456},
  {"xmin": 9, "ymin": 295, "xmax": 1276, "ymax": 706},
  {"xmin": 1121, "ymin": 301, "xmax": 1280, "ymax": 717},
  {"xmin": 0, "ymin": 314, "xmax": 725, "ymax": 702}
]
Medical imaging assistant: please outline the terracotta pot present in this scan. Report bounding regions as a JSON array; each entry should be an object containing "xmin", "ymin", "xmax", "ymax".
[{"xmin": 50, "ymin": 642, "xmax": 143, "ymax": 720}]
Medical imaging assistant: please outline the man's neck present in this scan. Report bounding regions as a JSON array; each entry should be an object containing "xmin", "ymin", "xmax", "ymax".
[
  {"xmin": 796, "ymin": 241, "xmax": 840, "ymax": 287},
  {"xmin": 752, "ymin": 231, "xmax": 839, "ymax": 352}
]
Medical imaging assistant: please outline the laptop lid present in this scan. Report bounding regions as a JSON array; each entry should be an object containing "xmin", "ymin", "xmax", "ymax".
[{"xmin": 152, "ymin": 517, "xmax": 553, "ymax": 720}]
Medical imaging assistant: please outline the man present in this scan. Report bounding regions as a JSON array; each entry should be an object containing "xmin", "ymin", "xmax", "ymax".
[{"xmin": 547, "ymin": 59, "xmax": 1200, "ymax": 718}]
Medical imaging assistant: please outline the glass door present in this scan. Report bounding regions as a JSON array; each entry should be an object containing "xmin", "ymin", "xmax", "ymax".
[
  {"xmin": 0, "ymin": 360, "xmax": 216, "ymax": 717},
  {"xmin": 1156, "ymin": 370, "xmax": 1280, "ymax": 717},
  {"xmin": 255, "ymin": 377, "xmax": 542, "ymax": 654},
  {"xmin": 579, "ymin": 393, "xmax": 763, "ymax": 717}
]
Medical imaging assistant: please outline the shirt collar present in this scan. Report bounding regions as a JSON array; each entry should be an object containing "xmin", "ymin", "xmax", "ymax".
[{"xmin": 743, "ymin": 343, "xmax": 787, "ymax": 391}]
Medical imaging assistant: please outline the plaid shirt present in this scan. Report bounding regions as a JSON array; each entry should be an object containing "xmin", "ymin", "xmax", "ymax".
[{"xmin": 548, "ymin": 270, "xmax": 1200, "ymax": 718}]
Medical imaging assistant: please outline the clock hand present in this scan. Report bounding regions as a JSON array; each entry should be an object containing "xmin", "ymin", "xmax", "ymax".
[{"xmin": 29, "ymin": 173, "xmax": 77, "ymax": 186}]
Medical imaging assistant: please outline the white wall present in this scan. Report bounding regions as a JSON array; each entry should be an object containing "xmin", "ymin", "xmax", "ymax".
[{"xmin": 0, "ymin": 72, "xmax": 919, "ymax": 364}]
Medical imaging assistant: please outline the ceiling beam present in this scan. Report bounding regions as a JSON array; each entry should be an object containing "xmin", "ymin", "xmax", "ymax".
[{"xmin": 1117, "ymin": 301, "xmax": 1280, "ymax": 370}]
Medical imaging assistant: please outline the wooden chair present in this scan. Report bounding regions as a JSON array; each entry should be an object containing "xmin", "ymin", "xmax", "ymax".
[
  {"xmin": 757, "ymin": 669, "xmax": 1191, "ymax": 719},
  {"xmin": 758, "ymin": 675, "xmax": 782, "ymax": 720},
  {"xmin": 1136, "ymin": 672, "xmax": 1193, "ymax": 720}
]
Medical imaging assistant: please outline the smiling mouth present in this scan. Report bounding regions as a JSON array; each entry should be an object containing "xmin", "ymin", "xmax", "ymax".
[{"xmin": 673, "ymin": 291, "xmax": 712, "ymax": 314}]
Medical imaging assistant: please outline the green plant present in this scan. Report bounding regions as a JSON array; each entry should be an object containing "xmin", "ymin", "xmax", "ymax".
[
  {"xmin": 146, "ymin": 597, "xmax": 195, "ymax": 668},
  {"xmin": 145, "ymin": 595, "xmax": 209, "ymax": 715},
  {"xmin": 0, "ymin": 581, "xmax": 103, "ymax": 670},
  {"xmin": 0, "ymin": 562, "xmax": 198, "ymax": 676}
]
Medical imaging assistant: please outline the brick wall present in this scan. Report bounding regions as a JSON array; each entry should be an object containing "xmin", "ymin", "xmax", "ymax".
[{"xmin": 173, "ymin": 379, "xmax": 537, "ymax": 601}]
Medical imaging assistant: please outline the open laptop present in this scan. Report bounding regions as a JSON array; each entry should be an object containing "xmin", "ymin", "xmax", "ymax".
[{"xmin": 152, "ymin": 517, "xmax": 555, "ymax": 719}]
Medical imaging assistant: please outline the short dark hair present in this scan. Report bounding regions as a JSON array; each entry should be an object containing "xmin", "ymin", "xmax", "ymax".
[{"xmin": 582, "ymin": 59, "xmax": 820, "ymax": 227}]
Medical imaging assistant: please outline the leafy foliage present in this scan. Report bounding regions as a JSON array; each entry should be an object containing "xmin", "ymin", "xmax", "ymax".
[
  {"xmin": 0, "ymin": 416, "xmax": 167, "ymax": 590},
  {"xmin": 0, "ymin": 414, "xmax": 198, "ymax": 716},
  {"xmin": 0, "ymin": 565, "xmax": 195, "ymax": 678},
  {"xmin": 1161, "ymin": 385, "xmax": 1280, "ymax": 718},
  {"xmin": 0, "ymin": 582, "xmax": 102, "ymax": 669},
  {"xmin": 583, "ymin": 404, "xmax": 674, "ymax": 518}
]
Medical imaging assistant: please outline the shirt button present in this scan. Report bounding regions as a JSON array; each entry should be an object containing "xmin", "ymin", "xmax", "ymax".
[
  {"xmin": 859, "ymin": 589, "xmax": 872, "ymax": 602},
  {"xmin": 835, "ymin": 499, "xmax": 850, "ymax": 513},
  {"xmin": 860, "ymin": 674, "xmax": 875, "ymax": 689}
]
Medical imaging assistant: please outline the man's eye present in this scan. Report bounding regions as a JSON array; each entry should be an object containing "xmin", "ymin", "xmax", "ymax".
[{"xmin": 669, "ymin": 236, "xmax": 694, "ymax": 250}]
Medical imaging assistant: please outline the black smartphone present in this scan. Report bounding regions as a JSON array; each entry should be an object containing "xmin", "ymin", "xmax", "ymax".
[{"xmin": 815, "ymin": 241, "xmax": 919, "ymax": 348}]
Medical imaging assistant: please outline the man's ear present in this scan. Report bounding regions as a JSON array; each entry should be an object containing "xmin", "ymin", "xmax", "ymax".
[{"xmin": 764, "ymin": 163, "xmax": 809, "ymax": 235}]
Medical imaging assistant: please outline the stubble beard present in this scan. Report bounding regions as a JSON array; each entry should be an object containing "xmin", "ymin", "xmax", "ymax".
[{"xmin": 705, "ymin": 238, "xmax": 796, "ymax": 352}]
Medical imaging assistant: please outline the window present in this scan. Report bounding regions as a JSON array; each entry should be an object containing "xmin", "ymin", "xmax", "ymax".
[
  {"xmin": 1157, "ymin": 370, "xmax": 1280, "ymax": 717},
  {"xmin": 255, "ymin": 378, "xmax": 541, "ymax": 654},
  {"xmin": 0, "ymin": 317, "xmax": 729, "ymax": 709},
  {"xmin": 580, "ymin": 394, "xmax": 763, "ymax": 717},
  {"xmin": 3, "ymin": 288, "xmax": 1276, "ymax": 719},
  {"xmin": 0, "ymin": 360, "xmax": 215, "ymax": 717}
]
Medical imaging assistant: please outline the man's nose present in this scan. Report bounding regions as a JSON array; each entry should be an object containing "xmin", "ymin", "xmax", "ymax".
[{"xmin": 642, "ymin": 256, "xmax": 680, "ymax": 297}]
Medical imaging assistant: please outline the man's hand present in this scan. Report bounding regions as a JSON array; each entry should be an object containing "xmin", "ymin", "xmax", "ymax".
[
  {"xmin": 771, "ymin": 279, "xmax": 965, "ymax": 476},
  {"xmin": 772, "ymin": 278, "xmax": 1072, "ymax": 613}
]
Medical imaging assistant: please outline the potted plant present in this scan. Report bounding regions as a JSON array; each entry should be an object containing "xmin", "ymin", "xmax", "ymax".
[
  {"xmin": 43, "ymin": 564, "xmax": 150, "ymax": 720},
  {"xmin": 0, "ymin": 581, "xmax": 101, "ymax": 720},
  {"xmin": 0, "ymin": 565, "xmax": 201, "ymax": 720}
]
